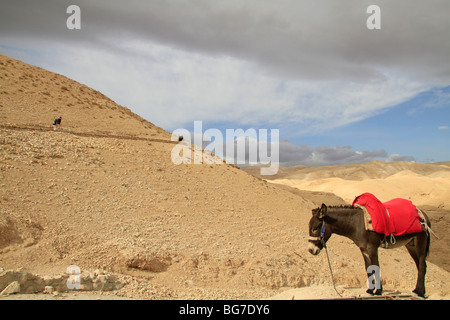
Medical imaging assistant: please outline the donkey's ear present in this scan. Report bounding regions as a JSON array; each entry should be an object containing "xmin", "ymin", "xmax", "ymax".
[{"xmin": 318, "ymin": 203, "xmax": 327, "ymax": 219}]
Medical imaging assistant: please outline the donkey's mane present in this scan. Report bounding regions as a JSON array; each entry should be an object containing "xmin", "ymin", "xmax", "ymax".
[
  {"xmin": 313, "ymin": 205, "xmax": 356, "ymax": 210},
  {"xmin": 328, "ymin": 205, "xmax": 355, "ymax": 209},
  {"xmin": 312, "ymin": 205, "xmax": 360, "ymax": 218}
]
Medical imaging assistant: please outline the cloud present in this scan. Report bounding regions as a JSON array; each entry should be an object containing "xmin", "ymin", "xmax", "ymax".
[
  {"xmin": 3, "ymin": 2, "xmax": 450, "ymax": 76},
  {"xmin": 192, "ymin": 131, "xmax": 393, "ymax": 166},
  {"xmin": 2, "ymin": 1, "xmax": 450, "ymax": 82},
  {"xmin": 386, "ymin": 153, "xmax": 416, "ymax": 162},
  {"xmin": 438, "ymin": 126, "xmax": 449, "ymax": 130},
  {"xmin": 279, "ymin": 141, "xmax": 314, "ymax": 164},
  {"xmin": 422, "ymin": 88, "xmax": 450, "ymax": 109},
  {"xmin": 15, "ymin": 40, "xmax": 428, "ymax": 133},
  {"xmin": 315, "ymin": 146, "xmax": 387, "ymax": 164},
  {"xmin": 14, "ymin": 0, "xmax": 444, "ymax": 83},
  {"xmin": 279, "ymin": 142, "xmax": 389, "ymax": 166}
]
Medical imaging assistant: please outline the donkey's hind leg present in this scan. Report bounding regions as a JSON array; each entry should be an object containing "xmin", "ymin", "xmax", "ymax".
[
  {"xmin": 406, "ymin": 234, "xmax": 428, "ymax": 298},
  {"xmin": 405, "ymin": 238, "xmax": 419, "ymax": 268}
]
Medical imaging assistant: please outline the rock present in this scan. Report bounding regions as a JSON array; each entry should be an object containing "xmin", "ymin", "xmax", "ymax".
[
  {"xmin": 185, "ymin": 280, "xmax": 194, "ymax": 287},
  {"xmin": 97, "ymin": 275, "xmax": 109, "ymax": 283},
  {"xmin": 43, "ymin": 285, "xmax": 54, "ymax": 294},
  {"xmin": 0, "ymin": 281, "xmax": 20, "ymax": 295}
]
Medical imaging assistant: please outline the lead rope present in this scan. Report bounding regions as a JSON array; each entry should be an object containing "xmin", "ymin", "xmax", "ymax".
[
  {"xmin": 320, "ymin": 222, "xmax": 343, "ymax": 298},
  {"xmin": 417, "ymin": 208, "xmax": 440, "ymax": 240},
  {"xmin": 323, "ymin": 243, "xmax": 343, "ymax": 298}
]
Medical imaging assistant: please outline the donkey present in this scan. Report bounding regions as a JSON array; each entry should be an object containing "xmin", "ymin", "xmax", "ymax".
[{"xmin": 308, "ymin": 204, "xmax": 431, "ymax": 298}]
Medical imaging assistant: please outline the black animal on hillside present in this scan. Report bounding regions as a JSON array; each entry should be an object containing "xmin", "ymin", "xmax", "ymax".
[{"xmin": 52, "ymin": 116, "xmax": 62, "ymax": 130}]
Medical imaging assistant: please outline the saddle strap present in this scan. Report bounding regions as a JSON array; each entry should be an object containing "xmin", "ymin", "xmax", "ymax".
[
  {"xmin": 390, "ymin": 233, "xmax": 396, "ymax": 244},
  {"xmin": 417, "ymin": 208, "xmax": 440, "ymax": 240}
]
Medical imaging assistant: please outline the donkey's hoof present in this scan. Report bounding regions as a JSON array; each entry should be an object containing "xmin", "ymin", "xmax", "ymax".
[
  {"xmin": 366, "ymin": 289, "xmax": 376, "ymax": 295},
  {"xmin": 366, "ymin": 288, "xmax": 382, "ymax": 296},
  {"xmin": 413, "ymin": 288, "xmax": 426, "ymax": 298}
]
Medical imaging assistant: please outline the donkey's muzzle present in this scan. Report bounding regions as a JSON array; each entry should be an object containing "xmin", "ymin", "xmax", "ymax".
[{"xmin": 308, "ymin": 238, "xmax": 322, "ymax": 255}]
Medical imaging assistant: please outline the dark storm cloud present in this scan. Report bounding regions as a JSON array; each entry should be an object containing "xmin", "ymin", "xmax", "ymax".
[
  {"xmin": 1, "ymin": 0, "xmax": 450, "ymax": 82},
  {"xmin": 314, "ymin": 145, "xmax": 387, "ymax": 164},
  {"xmin": 279, "ymin": 141, "xmax": 314, "ymax": 164},
  {"xmin": 279, "ymin": 142, "xmax": 389, "ymax": 166},
  {"xmin": 210, "ymin": 137, "xmax": 392, "ymax": 166},
  {"xmin": 386, "ymin": 154, "xmax": 416, "ymax": 162}
]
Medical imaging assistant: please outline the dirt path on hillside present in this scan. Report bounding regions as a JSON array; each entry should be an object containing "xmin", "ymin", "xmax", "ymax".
[{"xmin": 0, "ymin": 124, "xmax": 178, "ymax": 145}]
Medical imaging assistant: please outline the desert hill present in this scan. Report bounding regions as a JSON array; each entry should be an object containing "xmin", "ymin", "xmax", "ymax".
[
  {"xmin": 245, "ymin": 161, "xmax": 450, "ymax": 182},
  {"xmin": 248, "ymin": 161, "xmax": 450, "ymax": 210},
  {"xmin": 1, "ymin": 55, "xmax": 449, "ymax": 299},
  {"xmin": 0, "ymin": 56, "xmax": 168, "ymax": 139}
]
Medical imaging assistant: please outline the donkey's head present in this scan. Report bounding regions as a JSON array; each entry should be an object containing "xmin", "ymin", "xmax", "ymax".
[{"xmin": 308, "ymin": 203, "xmax": 328, "ymax": 255}]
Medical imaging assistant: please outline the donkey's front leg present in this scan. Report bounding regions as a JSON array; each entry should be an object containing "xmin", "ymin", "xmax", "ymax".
[{"xmin": 360, "ymin": 246, "xmax": 383, "ymax": 295}]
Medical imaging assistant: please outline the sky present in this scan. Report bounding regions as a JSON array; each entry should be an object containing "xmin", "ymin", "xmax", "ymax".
[{"xmin": 0, "ymin": 0, "xmax": 449, "ymax": 166}]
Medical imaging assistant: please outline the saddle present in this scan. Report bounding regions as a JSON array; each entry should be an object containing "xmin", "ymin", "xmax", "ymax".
[{"xmin": 352, "ymin": 193, "xmax": 425, "ymax": 237}]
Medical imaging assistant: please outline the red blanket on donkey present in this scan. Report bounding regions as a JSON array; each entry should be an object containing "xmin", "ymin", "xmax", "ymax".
[{"xmin": 352, "ymin": 193, "xmax": 423, "ymax": 236}]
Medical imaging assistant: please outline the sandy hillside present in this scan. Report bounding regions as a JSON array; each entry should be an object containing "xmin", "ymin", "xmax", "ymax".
[
  {"xmin": 249, "ymin": 161, "xmax": 450, "ymax": 210},
  {"xmin": 1, "ymin": 55, "xmax": 449, "ymax": 300}
]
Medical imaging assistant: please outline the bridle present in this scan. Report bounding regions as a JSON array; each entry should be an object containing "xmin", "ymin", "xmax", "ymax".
[
  {"xmin": 309, "ymin": 219, "xmax": 326, "ymax": 245},
  {"xmin": 308, "ymin": 213, "xmax": 343, "ymax": 297}
]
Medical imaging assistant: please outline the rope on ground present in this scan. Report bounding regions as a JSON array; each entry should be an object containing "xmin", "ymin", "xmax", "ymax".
[{"xmin": 323, "ymin": 243, "xmax": 344, "ymax": 298}]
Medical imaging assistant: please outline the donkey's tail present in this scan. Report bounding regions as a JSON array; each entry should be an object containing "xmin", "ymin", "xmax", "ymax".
[
  {"xmin": 426, "ymin": 226, "xmax": 431, "ymax": 258},
  {"xmin": 418, "ymin": 208, "xmax": 436, "ymax": 258}
]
